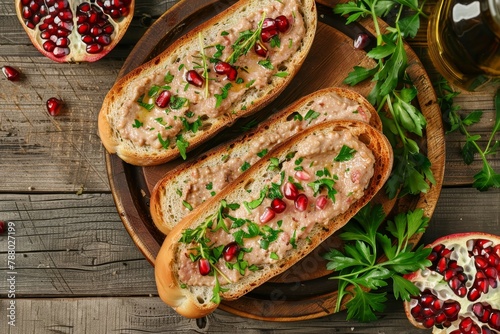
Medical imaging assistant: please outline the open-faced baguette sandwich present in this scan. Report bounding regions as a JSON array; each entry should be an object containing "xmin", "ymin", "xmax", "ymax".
[
  {"xmin": 154, "ymin": 120, "xmax": 393, "ymax": 318},
  {"xmin": 98, "ymin": 0, "xmax": 317, "ymax": 166},
  {"xmin": 150, "ymin": 87, "xmax": 382, "ymax": 235}
]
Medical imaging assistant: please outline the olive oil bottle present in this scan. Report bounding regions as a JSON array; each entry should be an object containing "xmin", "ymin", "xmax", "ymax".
[{"xmin": 428, "ymin": 0, "xmax": 500, "ymax": 91}]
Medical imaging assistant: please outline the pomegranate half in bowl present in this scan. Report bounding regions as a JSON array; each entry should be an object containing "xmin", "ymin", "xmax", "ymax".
[
  {"xmin": 16, "ymin": 0, "xmax": 135, "ymax": 63},
  {"xmin": 405, "ymin": 232, "xmax": 500, "ymax": 333}
]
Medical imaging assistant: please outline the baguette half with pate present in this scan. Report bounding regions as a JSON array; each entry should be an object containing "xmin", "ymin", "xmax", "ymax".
[
  {"xmin": 150, "ymin": 87, "xmax": 382, "ymax": 235},
  {"xmin": 154, "ymin": 120, "xmax": 393, "ymax": 318},
  {"xmin": 98, "ymin": 0, "xmax": 317, "ymax": 166}
]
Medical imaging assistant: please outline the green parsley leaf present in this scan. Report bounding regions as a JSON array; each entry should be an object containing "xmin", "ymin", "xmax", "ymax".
[
  {"xmin": 334, "ymin": 145, "xmax": 357, "ymax": 162},
  {"xmin": 132, "ymin": 119, "xmax": 143, "ymax": 128},
  {"xmin": 176, "ymin": 135, "xmax": 189, "ymax": 160}
]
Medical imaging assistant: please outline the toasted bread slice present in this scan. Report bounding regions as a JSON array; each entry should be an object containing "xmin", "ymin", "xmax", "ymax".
[
  {"xmin": 155, "ymin": 120, "xmax": 393, "ymax": 318},
  {"xmin": 98, "ymin": 0, "xmax": 317, "ymax": 166},
  {"xmin": 150, "ymin": 87, "xmax": 382, "ymax": 235}
]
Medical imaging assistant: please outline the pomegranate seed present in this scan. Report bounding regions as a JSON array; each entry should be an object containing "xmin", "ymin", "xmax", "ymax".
[
  {"xmin": 411, "ymin": 304, "xmax": 422, "ymax": 319},
  {"xmin": 46, "ymin": 97, "xmax": 63, "ymax": 116},
  {"xmin": 198, "ymin": 258, "xmax": 211, "ymax": 276},
  {"xmin": 315, "ymin": 195, "xmax": 328, "ymax": 210},
  {"xmin": 490, "ymin": 310, "xmax": 500, "ymax": 329},
  {"xmin": 275, "ymin": 15, "xmax": 289, "ymax": 32},
  {"xmin": 214, "ymin": 61, "xmax": 232, "ymax": 74},
  {"xmin": 353, "ymin": 33, "xmax": 371, "ymax": 50},
  {"xmin": 260, "ymin": 207, "xmax": 276, "ymax": 224},
  {"xmin": 261, "ymin": 28, "xmax": 278, "ymax": 42},
  {"xmin": 254, "ymin": 41, "xmax": 268, "ymax": 57},
  {"xmin": 436, "ymin": 257, "xmax": 448, "ymax": 274},
  {"xmin": 185, "ymin": 70, "xmax": 203, "ymax": 87},
  {"xmin": 422, "ymin": 317, "xmax": 435, "ymax": 328},
  {"xmin": 443, "ymin": 301, "xmax": 461, "ymax": 317},
  {"xmin": 0, "ymin": 221, "xmax": 5, "ymax": 234},
  {"xmin": 214, "ymin": 61, "xmax": 237, "ymax": 81},
  {"xmin": 468, "ymin": 286, "xmax": 482, "ymax": 301},
  {"xmin": 222, "ymin": 242, "xmax": 239, "ymax": 262},
  {"xmin": 460, "ymin": 317, "xmax": 475, "ymax": 332},
  {"xmin": 476, "ymin": 255, "xmax": 489, "ymax": 269},
  {"xmin": 86, "ymin": 43, "xmax": 103, "ymax": 54},
  {"xmin": 271, "ymin": 198, "xmax": 286, "ymax": 213},
  {"xmin": 435, "ymin": 312, "xmax": 447, "ymax": 324},
  {"xmin": 457, "ymin": 286, "xmax": 467, "ymax": 297},
  {"xmin": 262, "ymin": 18, "xmax": 276, "ymax": 30},
  {"xmin": 420, "ymin": 294, "xmax": 435, "ymax": 307},
  {"xmin": 2, "ymin": 66, "xmax": 21, "ymax": 81},
  {"xmin": 294, "ymin": 194, "xmax": 308, "ymax": 211},
  {"xmin": 294, "ymin": 170, "xmax": 310, "ymax": 181},
  {"xmin": 283, "ymin": 182, "xmax": 298, "ymax": 200},
  {"xmin": 155, "ymin": 90, "xmax": 172, "ymax": 108},
  {"xmin": 96, "ymin": 34, "xmax": 111, "ymax": 45}
]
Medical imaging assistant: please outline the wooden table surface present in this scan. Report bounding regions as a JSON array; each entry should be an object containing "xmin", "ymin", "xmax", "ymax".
[{"xmin": 1, "ymin": 0, "xmax": 499, "ymax": 333}]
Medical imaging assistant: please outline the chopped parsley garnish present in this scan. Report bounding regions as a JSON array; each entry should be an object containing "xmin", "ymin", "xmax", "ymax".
[
  {"xmin": 176, "ymin": 135, "xmax": 189, "ymax": 160},
  {"xmin": 258, "ymin": 59, "xmax": 274, "ymax": 70},
  {"xmin": 240, "ymin": 161, "xmax": 251, "ymax": 172},
  {"xmin": 274, "ymin": 71, "xmax": 289, "ymax": 78},
  {"xmin": 182, "ymin": 200, "xmax": 193, "ymax": 211},
  {"xmin": 335, "ymin": 145, "xmax": 357, "ymax": 162},
  {"xmin": 170, "ymin": 95, "xmax": 188, "ymax": 110},
  {"xmin": 157, "ymin": 133, "xmax": 170, "ymax": 149},
  {"xmin": 215, "ymin": 83, "xmax": 233, "ymax": 108},
  {"xmin": 257, "ymin": 148, "xmax": 268, "ymax": 158},
  {"xmin": 164, "ymin": 71, "xmax": 174, "ymax": 84},
  {"xmin": 304, "ymin": 109, "xmax": 320, "ymax": 123},
  {"xmin": 136, "ymin": 94, "xmax": 154, "ymax": 111},
  {"xmin": 132, "ymin": 119, "xmax": 143, "ymax": 128}
]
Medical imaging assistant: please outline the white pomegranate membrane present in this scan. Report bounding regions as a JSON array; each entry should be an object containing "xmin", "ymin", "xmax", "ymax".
[{"xmin": 407, "ymin": 235, "xmax": 500, "ymax": 334}]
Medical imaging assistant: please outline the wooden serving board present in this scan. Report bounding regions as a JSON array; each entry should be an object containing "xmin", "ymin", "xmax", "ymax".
[{"xmin": 105, "ymin": 0, "xmax": 445, "ymax": 321}]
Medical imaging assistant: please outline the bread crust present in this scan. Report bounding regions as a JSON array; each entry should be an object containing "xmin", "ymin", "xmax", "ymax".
[
  {"xmin": 150, "ymin": 87, "xmax": 382, "ymax": 235},
  {"xmin": 98, "ymin": 0, "xmax": 317, "ymax": 166},
  {"xmin": 155, "ymin": 120, "xmax": 393, "ymax": 318}
]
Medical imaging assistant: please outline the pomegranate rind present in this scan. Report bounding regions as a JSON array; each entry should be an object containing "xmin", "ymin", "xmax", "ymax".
[
  {"xmin": 404, "ymin": 232, "xmax": 500, "ymax": 332},
  {"xmin": 15, "ymin": 0, "xmax": 135, "ymax": 63}
]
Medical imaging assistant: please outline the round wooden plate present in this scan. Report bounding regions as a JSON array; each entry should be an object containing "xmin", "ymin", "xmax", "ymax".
[{"xmin": 105, "ymin": 0, "xmax": 445, "ymax": 321}]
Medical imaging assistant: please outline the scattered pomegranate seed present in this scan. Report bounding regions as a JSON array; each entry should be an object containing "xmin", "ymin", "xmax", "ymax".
[
  {"xmin": 271, "ymin": 198, "xmax": 286, "ymax": 213},
  {"xmin": 0, "ymin": 221, "xmax": 5, "ymax": 234},
  {"xmin": 274, "ymin": 15, "xmax": 289, "ymax": 32},
  {"xmin": 260, "ymin": 207, "xmax": 276, "ymax": 224},
  {"xmin": 254, "ymin": 41, "xmax": 268, "ymax": 57},
  {"xmin": 185, "ymin": 70, "xmax": 203, "ymax": 87},
  {"xmin": 294, "ymin": 170, "xmax": 310, "ymax": 181},
  {"xmin": 261, "ymin": 28, "xmax": 278, "ymax": 42},
  {"xmin": 2, "ymin": 66, "xmax": 21, "ymax": 81},
  {"xmin": 46, "ymin": 97, "xmax": 63, "ymax": 116},
  {"xmin": 222, "ymin": 242, "xmax": 239, "ymax": 262},
  {"xmin": 294, "ymin": 194, "xmax": 308, "ymax": 211},
  {"xmin": 155, "ymin": 90, "xmax": 172, "ymax": 108},
  {"xmin": 198, "ymin": 258, "xmax": 211, "ymax": 276},
  {"xmin": 262, "ymin": 18, "xmax": 277, "ymax": 30},
  {"xmin": 214, "ymin": 61, "xmax": 237, "ymax": 81},
  {"xmin": 283, "ymin": 182, "xmax": 298, "ymax": 200},
  {"xmin": 353, "ymin": 33, "xmax": 371, "ymax": 50},
  {"xmin": 315, "ymin": 195, "xmax": 328, "ymax": 210}
]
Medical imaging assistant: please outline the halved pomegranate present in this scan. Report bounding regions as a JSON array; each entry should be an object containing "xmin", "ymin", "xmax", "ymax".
[
  {"xmin": 16, "ymin": 0, "xmax": 135, "ymax": 63},
  {"xmin": 405, "ymin": 232, "xmax": 500, "ymax": 333}
]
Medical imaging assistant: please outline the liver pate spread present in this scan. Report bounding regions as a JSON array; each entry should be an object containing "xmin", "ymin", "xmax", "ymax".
[
  {"xmin": 176, "ymin": 129, "xmax": 375, "ymax": 287},
  {"xmin": 115, "ymin": 0, "xmax": 306, "ymax": 151},
  {"xmin": 182, "ymin": 91, "xmax": 371, "ymax": 211}
]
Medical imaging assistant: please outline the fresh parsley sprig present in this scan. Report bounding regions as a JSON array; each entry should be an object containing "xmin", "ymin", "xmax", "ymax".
[
  {"xmin": 324, "ymin": 204, "xmax": 431, "ymax": 322},
  {"xmin": 334, "ymin": 0, "xmax": 434, "ymax": 198},
  {"xmin": 226, "ymin": 13, "xmax": 265, "ymax": 64},
  {"xmin": 436, "ymin": 79, "xmax": 500, "ymax": 190}
]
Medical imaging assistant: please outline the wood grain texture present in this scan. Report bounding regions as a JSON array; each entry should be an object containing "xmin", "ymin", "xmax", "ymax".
[{"xmin": 0, "ymin": 0, "xmax": 499, "ymax": 332}]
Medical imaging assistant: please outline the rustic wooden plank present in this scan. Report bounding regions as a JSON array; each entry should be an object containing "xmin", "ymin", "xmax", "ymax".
[
  {"xmin": 0, "ymin": 193, "xmax": 156, "ymax": 296},
  {"xmin": 0, "ymin": 296, "xmax": 426, "ymax": 333}
]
